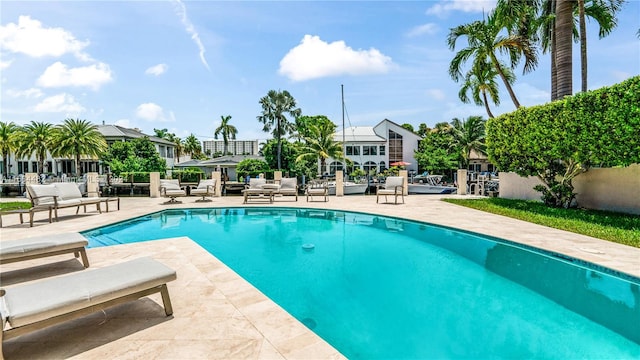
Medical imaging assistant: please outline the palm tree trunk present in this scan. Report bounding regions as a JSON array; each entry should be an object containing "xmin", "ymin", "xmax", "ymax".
[
  {"xmin": 2, "ymin": 154, "xmax": 8, "ymax": 177},
  {"xmin": 276, "ymin": 118, "xmax": 282, "ymax": 170},
  {"xmin": 550, "ymin": 0, "xmax": 558, "ymax": 100},
  {"xmin": 490, "ymin": 53, "xmax": 521, "ymax": 108},
  {"xmin": 75, "ymin": 152, "xmax": 81, "ymax": 176},
  {"xmin": 555, "ymin": 0, "xmax": 573, "ymax": 99},
  {"xmin": 578, "ymin": 0, "xmax": 587, "ymax": 92},
  {"xmin": 481, "ymin": 90, "xmax": 495, "ymax": 118}
]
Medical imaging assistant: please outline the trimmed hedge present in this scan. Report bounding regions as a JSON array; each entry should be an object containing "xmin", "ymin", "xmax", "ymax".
[{"xmin": 487, "ymin": 76, "xmax": 640, "ymax": 207}]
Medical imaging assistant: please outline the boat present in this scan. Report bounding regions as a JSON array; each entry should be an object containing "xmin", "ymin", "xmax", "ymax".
[
  {"xmin": 408, "ymin": 175, "xmax": 457, "ymax": 194},
  {"xmin": 327, "ymin": 181, "xmax": 368, "ymax": 195}
]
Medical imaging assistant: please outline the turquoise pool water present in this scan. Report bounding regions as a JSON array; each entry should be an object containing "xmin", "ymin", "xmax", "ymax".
[{"xmin": 83, "ymin": 208, "xmax": 640, "ymax": 359}]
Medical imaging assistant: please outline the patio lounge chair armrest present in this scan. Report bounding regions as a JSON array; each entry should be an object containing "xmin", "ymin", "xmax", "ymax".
[
  {"xmin": 30, "ymin": 195, "xmax": 60, "ymax": 207},
  {"xmin": 159, "ymin": 187, "xmax": 167, "ymax": 196}
]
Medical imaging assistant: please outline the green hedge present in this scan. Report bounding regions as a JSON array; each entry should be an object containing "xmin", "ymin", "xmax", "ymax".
[{"xmin": 487, "ymin": 76, "xmax": 640, "ymax": 207}]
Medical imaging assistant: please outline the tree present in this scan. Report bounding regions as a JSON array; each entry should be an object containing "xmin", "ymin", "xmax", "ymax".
[
  {"xmin": 51, "ymin": 118, "xmax": 107, "ymax": 176},
  {"xmin": 16, "ymin": 121, "xmax": 55, "ymax": 174},
  {"xmin": 448, "ymin": 11, "xmax": 538, "ymax": 108},
  {"xmin": 555, "ymin": 0, "xmax": 574, "ymax": 99},
  {"xmin": 417, "ymin": 123, "xmax": 430, "ymax": 138},
  {"xmin": 450, "ymin": 116, "xmax": 487, "ymax": 168},
  {"xmin": 401, "ymin": 123, "xmax": 415, "ymax": 132},
  {"xmin": 458, "ymin": 60, "xmax": 514, "ymax": 118},
  {"xmin": 154, "ymin": 128, "xmax": 171, "ymax": 140},
  {"xmin": 214, "ymin": 115, "xmax": 238, "ymax": 155},
  {"xmin": 414, "ymin": 122, "xmax": 460, "ymax": 175},
  {"xmin": 0, "ymin": 121, "xmax": 20, "ymax": 177},
  {"xmin": 236, "ymin": 158, "xmax": 270, "ymax": 178},
  {"xmin": 183, "ymin": 134, "xmax": 201, "ymax": 157},
  {"xmin": 257, "ymin": 90, "xmax": 302, "ymax": 170},
  {"xmin": 169, "ymin": 134, "xmax": 183, "ymax": 163},
  {"xmin": 261, "ymin": 139, "xmax": 299, "ymax": 173},
  {"xmin": 295, "ymin": 122, "xmax": 344, "ymax": 175},
  {"xmin": 102, "ymin": 137, "xmax": 166, "ymax": 175},
  {"xmin": 295, "ymin": 115, "xmax": 335, "ymax": 140}
]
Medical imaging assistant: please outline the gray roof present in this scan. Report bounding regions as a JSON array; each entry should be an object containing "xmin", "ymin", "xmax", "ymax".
[
  {"xmin": 98, "ymin": 125, "xmax": 174, "ymax": 146},
  {"xmin": 334, "ymin": 126, "xmax": 386, "ymax": 143}
]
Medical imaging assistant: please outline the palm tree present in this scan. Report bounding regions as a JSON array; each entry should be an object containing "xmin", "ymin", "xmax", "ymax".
[
  {"xmin": 577, "ymin": 0, "xmax": 624, "ymax": 92},
  {"xmin": 458, "ymin": 60, "xmax": 514, "ymax": 118},
  {"xmin": 16, "ymin": 121, "xmax": 55, "ymax": 174},
  {"xmin": 450, "ymin": 116, "xmax": 487, "ymax": 169},
  {"xmin": 257, "ymin": 90, "xmax": 302, "ymax": 170},
  {"xmin": 448, "ymin": 12, "xmax": 538, "ymax": 108},
  {"xmin": 555, "ymin": 0, "xmax": 574, "ymax": 99},
  {"xmin": 154, "ymin": 128, "xmax": 171, "ymax": 140},
  {"xmin": 52, "ymin": 118, "xmax": 107, "ymax": 176},
  {"xmin": 295, "ymin": 122, "xmax": 344, "ymax": 174},
  {"xmin": 183, "ymin": 134, "xmax": 201, "ymax": 157},
  {"xmin": 0, "ymin": 121, "xmax": 20, "ymax": 177},
  {"xmin": 214, "ymin": 115, "xmax": 238, "ymax": 155}
]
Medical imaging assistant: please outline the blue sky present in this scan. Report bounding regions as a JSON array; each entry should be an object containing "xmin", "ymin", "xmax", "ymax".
[{"xmin": 1, "ymin": 0, "xmax": 639, "ymax": 143}]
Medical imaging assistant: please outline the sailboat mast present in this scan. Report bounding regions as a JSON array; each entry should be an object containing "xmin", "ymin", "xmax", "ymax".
[{"xmin": 341, "ymin": 84, "xmax": 345, "ymax": 171}]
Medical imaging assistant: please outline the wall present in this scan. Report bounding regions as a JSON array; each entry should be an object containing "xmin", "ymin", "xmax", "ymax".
[{"xmin": 498, "ymin": 164, "xmax": 640, "ymax": 215}]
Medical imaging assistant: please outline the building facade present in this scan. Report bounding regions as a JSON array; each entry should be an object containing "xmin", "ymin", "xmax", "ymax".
[
  {"xmin": 328, "ymin": 119, "xmax": 422, "ymax": 176},
  {"xmin": 202, "ymin": 140, "xmax": 259, "ymax": 156}
]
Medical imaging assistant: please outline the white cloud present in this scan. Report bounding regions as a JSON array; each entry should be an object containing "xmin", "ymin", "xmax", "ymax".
[
  {"xmin": 427, "ymin": 0, "xmax": 496, "ymax": 16},
  {"xmin": 426, "ymin": 89, "xmax": 446, "ymax": 101},
  {"xmin": 406, "ymin": 23, "xmax": 438, "ymax": 37},
  {"xmin": 114, "ymin": 119, "xmax": 131, "ymax": 128},
  {"xmin": 0, "ymin": 59, "xmax": 13, "ymax": 69},
  {"xmin": 145, "ymin": 63, "xmax": 169, "ymax": 76},
  {"xmin": 6, "ymin": 87, "xmax": 44, "ymax": 98},
  {"xmin": 172, "ymin": 0, "xmax": 210, "ymax": 71},
  {"xmin": 37, "ymin": 61, "xmax": 113, "ymax": 90},
  {"xmin": 279, "ymin": 35, "xmax": 394, "ymax": 82},
  {"xmin": 34, "ymin": 93, "xmax": 85, "ymax": 113},
  {"xmin": 135, "ymin": 102, "xmax": 175, "ymax": 122},
  {"xmin": 0, "ymin": 15, "xmax": 91, "ymax": 61}
]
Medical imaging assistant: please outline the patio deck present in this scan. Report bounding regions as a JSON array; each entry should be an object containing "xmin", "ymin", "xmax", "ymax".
[{"xmin": 1, "ymin": 194, "xmax": 639, "ymax": 359}]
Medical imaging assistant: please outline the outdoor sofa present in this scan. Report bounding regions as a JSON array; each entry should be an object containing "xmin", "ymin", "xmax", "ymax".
[{"xmin": 27, "ymin": 183, "xmax": 103, "ymax": 221}]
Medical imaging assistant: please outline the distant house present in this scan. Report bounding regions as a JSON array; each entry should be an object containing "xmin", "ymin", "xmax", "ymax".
[
  {"xmin": 329, "ymin": 119, "xmax": 421, "ymax": 175},
  {"xmin": 97, "ymin": 125, "xmax": 176, "ymax": 171},
  {"xmin": 174, "ymin": 155, "xmax": 265, "ymax": 181},
  {"xmin": 202, "ymin": 139, "xmax": 260, "ymax": 156}
]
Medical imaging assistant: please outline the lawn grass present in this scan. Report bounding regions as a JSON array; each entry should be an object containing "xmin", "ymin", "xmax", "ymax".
[
  {"xmin": 443, "ymin": 198, "xmax": 640, "ymax": 248},
  {"xmin": 0, "ymin": 201, "xmax": 32, "ymax": 211}
]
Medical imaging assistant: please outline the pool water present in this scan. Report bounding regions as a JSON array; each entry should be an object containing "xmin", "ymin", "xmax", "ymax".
[{"xmin": 83, "ymin": 208, "xmax": 640, "ymax": 359}]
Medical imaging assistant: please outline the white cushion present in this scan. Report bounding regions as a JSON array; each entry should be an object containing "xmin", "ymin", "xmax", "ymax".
[
  {"xmin": 27, "ymin": 185, "xmax": 58, "ymax": 205},
  {"xmin": 385, "ymin": 176, "xmax": 404, "ymax": 188},
  {"xmin": 160, "ymin": 179, "xmax": 181, "ymax": 191},
  {"xmin": 249, "ymin": 178, "xmax": 266, "ymax": 189},
  {"xmin": 197, "ymin": 179, "xmax": 215, "ymax": 189},
  {"xmin": 54, "ymin": 183, "xmax": 83, "ymax": 200},
  {"xmin": 280, "ymin": 178, "xmax": 297, "ymax": 190},
  {"xmin": 0, "ymin": 233, "xmax": 88, "ymax": 262}
]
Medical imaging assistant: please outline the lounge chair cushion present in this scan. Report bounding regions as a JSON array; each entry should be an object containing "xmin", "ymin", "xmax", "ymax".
[
  {"xmin": 54, "ymin": 182, "xmax": 83, "ymax": 201},
  {"xmin": 27, "ymin": 185, "xmax": 58, "ymax": 206},
  {"xmin": 196, "ymin": 179, "xmax": 215, "ymax": 189},
  {"xmin": 160, "ymin": 180, "xmax": 181, "ymax": 191},
  {"xmin": 0, "ymin": 232, "xmax": 87, "ymax": 262},
  {"xmin": 280, "ymin": 178, "xmax": 297, "ymax": 191},
  {"xmin": 1, "ymin": 257, "xmax": 176, "ymax": 328},
  {"xmin": 248, "ymin": 178, "xmax": 266, "ymax": 189}
]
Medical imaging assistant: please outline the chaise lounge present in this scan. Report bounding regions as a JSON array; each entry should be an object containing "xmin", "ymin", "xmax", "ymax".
[
  {"xmin": 0, "ymin": 257, "xmax": 177, "ymax": 355},
  {"xmin": 0, "ymin": 232, "xmax": 90, "ymax": 268}
]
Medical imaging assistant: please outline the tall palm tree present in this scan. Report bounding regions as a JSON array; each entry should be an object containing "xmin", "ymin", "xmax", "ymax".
[
  {"xmin": 16, "ymin": 121, "xmax": 55, "ymax": 174},
  {"xmin": 154, "ymin": 128, "xmax": 171, "ymax": 140},
  {"xmin": 448, "ymin": 12, "xmax": 538, "ymax": 108},
  {"xmin": 458, "ymin": 60, "xmax": 514, "ymax": 118},
  {"xmin": 555, "ymin": 0, "xmax": 574, "ymax": 99},
  {"xmin": 577, "ymin": 0, "xmax": 624, "ymax": 92},
  {"xmin": 183, "ymin": 134, "xmax": 201, "ymax": 157},
  {"xmin": 450, "ymin": 116, "xmax": 487, "ymax": 169},
  {"xmin": 214, "ymin": 115, "xmax": 238, "ymax": 155},
  {"xmin": 295, "ymin": 122, "xmax": 344, "ymax": 174},
  {"xmin": 52, "ymin": 118, "xmax": 107, "ymax": 176},
  {"xmin": 0, "ymin": 121, "xmax": 20, "ymax": 177},
  {"xmin": 257, "ymin": 90, "xmax": 302, "ymax": 170}
]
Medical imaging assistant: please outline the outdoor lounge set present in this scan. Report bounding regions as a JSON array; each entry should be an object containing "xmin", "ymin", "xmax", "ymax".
[{"xmin": 0, "ymin": 232, "xmax": 177, "ymax": 356}]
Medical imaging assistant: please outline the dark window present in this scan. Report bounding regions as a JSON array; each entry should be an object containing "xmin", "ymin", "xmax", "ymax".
[
  {"xmin": 388, "ymin": 130, "xmax": 403, "ymax": 163},
  {"xmin": 379, "ymin": 146, "xmax": 385, "ymax": 155}
]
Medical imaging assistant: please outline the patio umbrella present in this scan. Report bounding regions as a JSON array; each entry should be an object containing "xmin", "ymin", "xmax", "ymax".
[{"xmin": 390, "ymin": 161, "xmax": 411, "ymax": 166}]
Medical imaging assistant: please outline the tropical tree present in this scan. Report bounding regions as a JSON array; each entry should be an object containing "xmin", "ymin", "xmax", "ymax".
[
  {"xmin": 458, "ymin": 59, "xmax": 514, "ymax": 118},
  {"xmin": 167, "ymin": 134, "xmax": 183, "ymax": 163},
  {"xmin": 183, "ymin": 134, "xmax": 201, "ymax": 157},
  {"xmin": 414, "ymin": 122, "xmax": 459, "ymax": 175},
  {"xmin": 555, "ymin": 0, "xmax": 575, "ymax": 99},
  {"xmin": 448, "ymin": 11, "xmax": 538, "ymax": 108},
  {"xmin": 295, "ymin": 122, "xmax": 344, "ymax": 175},
  {"xmin": 450, "ymin": 116, "xmax": 487, "ymax": 169},
  {"xmin": 153, "ymin": 128, "xmax": 170, "ymax": 140},
  {"xmin": 0, "ymin": 121, "xmax": 20, "ymax": 177},
  {"xmin": 417, "ymin": 123, "xmax": 430, "ymax": 138},
  {"xmin": 102, "ymin": 137, "xmax": 166, "ymax": 175},
  {"xmin": 401, "ymin": 123, "xmax": 415, "ymax": 132},
  {"xmin": 214, "ymin": 115, "xmax": 238, "ymax": 155},
  {"xmin": 257, "ymin": 90, "xmax": 302, "ymax": 170},
  {"xmin": 294, "ymin": 115, "xmax": 335, "ymax": 140},
  {"xmin": 15, "ymin": 121, "xmax": 55, "ymax": 174},
  {"xmin": 51, "ymin": 118, "xmax": 107, "ymax": 176}
]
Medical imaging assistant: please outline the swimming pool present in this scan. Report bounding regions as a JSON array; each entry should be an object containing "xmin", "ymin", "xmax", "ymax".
[{"xmin": 83, "ymin": 208, "xmax": 640, "ymax": 359}]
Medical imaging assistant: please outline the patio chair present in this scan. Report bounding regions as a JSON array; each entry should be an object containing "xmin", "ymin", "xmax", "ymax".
[
  {"xmin": 159, "ymin": 179, "xmax": 186, "ymax": 204},
  {"xmin": 0, "ymin": 257, "xmax": 176, "ymax": 354},
  {"xmin": 0, "ymin": 232, "xmax": 90, "ymax": 268},
  {"xmin": 305, "ymin": 180, "xmax": 328, "ymax": 202},
  {"xmin": 190, "ymin": 179, "xmax": 216, "ymax": 202},
  {"xmin": 376, "ymin": 176, "xmax": 405, "ymax": 204},
  {"xmin": 276, "ymin": 177, "xmax": 298, "ymax": 201},
  {"xmin": 242, "ymin": 178, "xmax": 278, "ymax": 204}
]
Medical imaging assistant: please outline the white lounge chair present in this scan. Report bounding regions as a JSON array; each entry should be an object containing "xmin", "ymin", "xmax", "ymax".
[
  {"xmin": 305, "ymin": 180, "xmax": 328, "ymax": 202},
  {"xmin": 159, "ymin": 179, "xmax": 186, "ymax": 204},
  {"xmin": 0, "ymin": 257, "xmax": 177, "ymax": 354},
  {"xmin": 190, "ymin": 179, "xmax": 216, "ymax": 202},
  {"xmin": 376, "ymin": 176, "xmax": 405, "ymax": 204},
  {"xmin": 0, "ymin": 232, "xmax": 89, "ymax": 268},
  {"xmin": 276, "ymin": 177, "xmax": 298, "ymax": 201}
]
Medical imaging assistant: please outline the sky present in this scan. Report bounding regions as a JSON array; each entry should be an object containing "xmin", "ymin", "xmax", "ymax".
[{"xmin": 1, "ymin": 0, "xmax": 639, "ymax": 143}]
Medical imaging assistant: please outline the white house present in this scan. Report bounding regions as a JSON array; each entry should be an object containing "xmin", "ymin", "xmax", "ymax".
[
  {"xmin": 202, "ymin": 139, "xmax": 259, "ymax": 156},
  {"xmin": 329, "ymin": 119, "xmax": 421, "ymax": 176}
]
